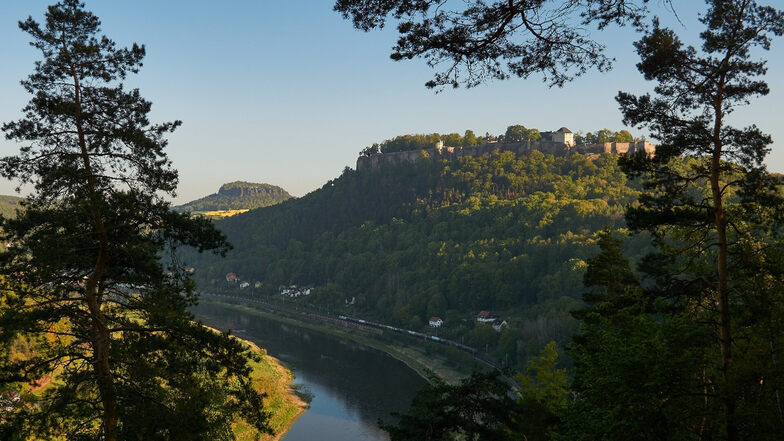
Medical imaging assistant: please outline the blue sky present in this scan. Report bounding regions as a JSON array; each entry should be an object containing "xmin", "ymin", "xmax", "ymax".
[{"xmin": 2, "ymin": 1, "xmax": 784, "ymax": 203}]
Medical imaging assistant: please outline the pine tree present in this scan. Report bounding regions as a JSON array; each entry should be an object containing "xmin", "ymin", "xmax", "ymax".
[
  {"xmin": 0, "ymin": 2, "xmax": 270, "ymax": 439},
  {"xmin": 381, "ymin": 371, "xmax": 520, "ymax": 441},
  {"xmin": 566, "ymin": 231, "xmax": 715, "ymax": 440},
  {"xmin": 616, "ymin": 1, "xmax": 784, "ymax": 439}
]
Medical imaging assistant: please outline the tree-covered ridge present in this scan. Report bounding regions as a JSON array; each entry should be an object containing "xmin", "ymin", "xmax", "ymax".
[
  {"xmin": 187, "ymin": 151, "xmax": 650, "ymax": 368},
  {"xmin": 0, "ymin": 195, "xmax": 22, "ymax": 219},
  {"xmin": 360, "ymin": 132, "xmax": 474, "ymax": 156},
  {"xmin": 176, "ymin": 181, "xmax": 292, "ymax": 212},
  {"xmin": 360, "ymin": 126, "xmax": 639, "ymax": 156}
]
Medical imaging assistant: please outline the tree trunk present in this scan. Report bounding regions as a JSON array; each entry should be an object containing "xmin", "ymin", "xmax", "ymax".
[
  {"xmin": 67, "ymin": 49, "xmax": 118, "ymax": 441},
  {"xmin": 711, "ymin": 88, "xmax": 737, "ymax": 441}
]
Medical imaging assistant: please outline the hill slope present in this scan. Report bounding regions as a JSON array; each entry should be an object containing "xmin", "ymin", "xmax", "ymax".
[
  {"xmin": 176, "ymin": 182, "xmax": 292, "ymax": 213},
  {"xmin": 186, "ymin": 151, "xmax": 651, "ymax": 369},
  {"xmin": 0, "ymin": 195, "xmax": 23, "ymax": 219}
]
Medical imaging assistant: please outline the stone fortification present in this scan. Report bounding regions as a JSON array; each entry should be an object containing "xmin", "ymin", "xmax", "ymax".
[{"xmin": 356, "ymin": 139, "xmax": 656, "ymax": 172}]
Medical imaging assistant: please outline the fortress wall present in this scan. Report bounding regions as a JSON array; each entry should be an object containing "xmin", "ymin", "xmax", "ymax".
[
  {"xmin": 356, "ymin": 139, "xmax": 654, "ymax": 172},
  {"xmin": 614, "ymin": 143, "xmax": 631, "ymax": 154}
]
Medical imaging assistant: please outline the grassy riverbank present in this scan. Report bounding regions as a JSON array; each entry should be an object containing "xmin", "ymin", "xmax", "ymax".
[
  {"xmin": 212, "ymin": 332, "xmax": 309, "ymax": 441},
  {"xmin": 200, "ymin": 298, "xmax": 477, "ymax": 384}
]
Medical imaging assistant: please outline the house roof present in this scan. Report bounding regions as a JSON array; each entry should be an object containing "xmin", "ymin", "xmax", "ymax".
[
  {"xmin": 478, "ymin": 310, "xmax": 491, "ymax": 318},
  {"xmin": 429, "ymin": 317, "xmax": 442, "ymax": 322},
  {"xmin": 557, "ymin": 127, "xmax": 572, "ymax": 133}
]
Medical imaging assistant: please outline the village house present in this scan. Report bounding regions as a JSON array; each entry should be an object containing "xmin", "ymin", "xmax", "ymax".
[
  {"xmin": 225, "ymin": 272, "xmax": 238, "ymax": 283},
  {"xmin": 239, "ymin": 281, "xmax": 250, "ymax": 289},
  {"xmin": 476, "ymin": 310, "xmax": 498, "ymax": 323},
  {"xmin": 429, "ymin": 317, "xmax": 444, "ymax": 328}
]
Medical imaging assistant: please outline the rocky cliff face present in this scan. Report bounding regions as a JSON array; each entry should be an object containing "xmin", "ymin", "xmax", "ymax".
[
  {"xmin": 217, "ymin": 182, "xmax": 289, "ymax": 198},
  {"xmin": 177, "ymin": 182, "xmax": 292, "ymax": 212}
]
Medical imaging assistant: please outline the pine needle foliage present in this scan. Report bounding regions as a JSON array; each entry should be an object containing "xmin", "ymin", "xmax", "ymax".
[{"xmin": 0, "ymin": 2, "xmax": 271, "ymax": 440}]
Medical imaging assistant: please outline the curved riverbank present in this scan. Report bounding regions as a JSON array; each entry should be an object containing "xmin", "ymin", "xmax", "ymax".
[
  {"xmin": 199, "ymin": 297, "xmax": 474, "ymax": 385},
  {"xmin": 225, "ymin": 334, "xmax": 309, "ymax": 441},
  {"xmin": 194, "ymin": 301, "xmax": 429, "ymax": 441}
]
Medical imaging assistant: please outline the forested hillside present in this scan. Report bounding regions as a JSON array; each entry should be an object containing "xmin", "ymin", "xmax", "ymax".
[
  {"xmin": 188, "ymin": 151, "xmax": 651, "ymax": 368},
  {"xmin": 0, "ymin": 196, "xmax": 23, "ymax": 252},
  {"xmin": 176, "ymin": 181, "xmax": 292, "ymax": 213},
  {"xmin": 0, "ymin": 195, "xmax": 22, "ymax": 219}
]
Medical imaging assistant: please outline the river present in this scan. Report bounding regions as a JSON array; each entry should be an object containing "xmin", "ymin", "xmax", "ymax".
[{"xmin": 191, "ymin": 302, "xmax": 427, "ymax": 441}]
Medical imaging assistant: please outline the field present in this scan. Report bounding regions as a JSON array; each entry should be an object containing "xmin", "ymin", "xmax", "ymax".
[{"xmin": 199, "ymin": 209, "xmax": 250, "ymax": 218}]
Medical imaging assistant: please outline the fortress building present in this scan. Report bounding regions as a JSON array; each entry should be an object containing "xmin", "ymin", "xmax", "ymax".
[
  {"xmin": 356, "ymin": 127, "xmax": 655, "ymax": 172},
  {"xmin": 540, "ymin": 127, "xmax": 574, "ymax": 147}
]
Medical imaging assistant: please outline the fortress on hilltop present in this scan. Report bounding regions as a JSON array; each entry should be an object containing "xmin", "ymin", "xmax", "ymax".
[{"xmin": 356, "ymin": 127, "xmax": 656, "ymax": 172}]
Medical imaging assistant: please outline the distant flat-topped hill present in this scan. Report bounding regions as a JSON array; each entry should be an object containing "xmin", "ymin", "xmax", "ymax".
[
  {"xmin": 175, "ymin": 182, "xmax": 292, "ymax": 217},
  {"xmin": 0, "ymin": 195, "xmax": 23, "ymax": 219}
]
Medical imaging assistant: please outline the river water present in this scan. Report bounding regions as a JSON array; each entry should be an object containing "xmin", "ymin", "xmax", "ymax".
[{"xmin": 191, "ymin": 302, "xmax": 426, "ymax": 441}]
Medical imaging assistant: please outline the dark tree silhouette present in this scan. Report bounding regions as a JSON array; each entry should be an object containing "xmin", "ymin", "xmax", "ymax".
[
  {"xmin": 334, "ymin": 0, "xmax": 665, "ymax": 88},
  {"xmin": 0, "ymin": 1, "xmax": 270, "ymax": 439}
]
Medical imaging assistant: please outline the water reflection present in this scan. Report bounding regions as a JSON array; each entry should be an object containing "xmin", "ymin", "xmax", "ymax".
[{"xmin": 191, "ymin": 302, "xmax": 425, "ymax": 441}]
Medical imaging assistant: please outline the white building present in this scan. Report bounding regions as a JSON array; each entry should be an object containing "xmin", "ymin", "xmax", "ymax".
[{"xmin": 552, "ymin": 127, "xmax": 574, "ymax": 146}]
